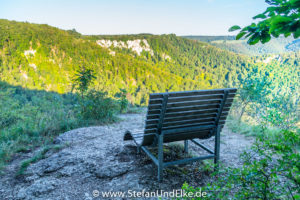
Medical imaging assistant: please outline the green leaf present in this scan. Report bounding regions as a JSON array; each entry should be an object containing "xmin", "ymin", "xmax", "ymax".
[
  {"xmin": 244, "ymin": 32, "xmax": 253, "ymax": 38},
  {"xmin": 236, "ymin": 32, "xmax": 247, "ymax": 40},
  {"xmin": 247, "ymin": 23, "xmax": 258, "ymax": 32},
  {"xmin": 253, "ymin": 14, "xmax": 267, "ymax": 20},
  {"xmin": 247, "ymin": 33, "xmax": 260, "ymax": 45},
  {"xmin": 290, "ymin": 0, "xmax": 300, "ymax": 8},
  {"xmin": 284, "ymin": 32, "xmax": 291, "ymax": 37},
  {"xmin": 270, "ymin": 16, "xmax": 293, "ymax": 32},
  {"xmin": 260, "ymin": 32, "xmax": 271, "ymax": 44},
  {"xmin": 263, "ymin": 6, "xmax": 277, "ymax": 16},
  {"xmin": 294, "ymin": 27, "xmax": 300, "ymax": 38},
  {"xmin": 228, "ymin": 25, "xmax": 241, "ymax": 32},
  {"xmin": 271, "ymin": 31, "xmax": 280, "ymax": 38}
]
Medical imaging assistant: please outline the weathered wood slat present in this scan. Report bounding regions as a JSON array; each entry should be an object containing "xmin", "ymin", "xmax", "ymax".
[
  {"xmin": 144, "ymin": 128, "xmax": 157, "ymax": 134},
  {"xmin": 162, "ymin": 108, "xmax": 230, "ymax": 118},
  {"xmin": 164, "ymin": 108, "xmax": 218, "ymax": 118},
  {"xmin": 149, "ymin": 99, "xmax": 163, "ymax": 104},
  {"xmin": 149, "ymin": 93, "xmax": 235, "ymax": 105},
  {"xmin": 145, "ymin": 119, "xmax": 227, "ymax": 130},
  {"xmin": 163, "ymin": 113, "xmax": 217, "ymax": 123},
  {"xmin": 218, "ymin": 120, "xmax": 226, "ymax": 125},
  {"xmin": 162, "ymin": 121, "xmax": 215, "ymax": 131},
  {"xmin": 220, "ymin": 111, "xmax": 230, "ymax": 120},
  {"xmin": 162, "ymin": 116, "xmax": 227, "ymax": 128},
  {"xmin": 167, "ymin": 98, "xmax": 234, "ymax": 108},
  {"xmin": 146, "ymin": 108, "xmax": 229, "ymax": 120},
  {"xmin": 145, "ymin": 113, "xmax": 229, "ymax": 129},
  {"xmin": 162, "ymin": 124, "xmax": 225, "ymax": 143},
  {"xmin": 163, "ymin": 130, "xmax": 212, "ymax": 143},
  {"xmin": 148, "ymin": 104, "xmax": 163, "ymax": 110},
  {"xmin": 165, "ymin": 103, "xmax": 233, "ymax": 113},
  {"xmin": 145, "ymin": 124, "xmax": 158, "ymax": 129},
  {"xmin": 160, "ymin": 112, "xmax": 229, "ymax": 124},
  {"xmin": 146, "ymin": 119, "xmax": 159, "ymax": 125},
  {"xmin": 162, "ymin": 118, "xmax": 215, "ymax": 128},
  {"xmin": 162, "ymin": 124, "xmax": 215, "ymax": 134},
  {"xmin": 149, "ymin": 98, "xmax": 234, "ymax": 110},
  {"xmin": 167, "ymin": 99, "xmax": 222, "ymax": 108},
  {"xmin": 146, "ymin": 114, "xmax": 160, "ymax": 120},
  {"xmin": 161, "ymin": 121, "xmax": 226, "ymax": 132},
  {"xmin": 149, "ymin": 101, "xmax": 222, "ymax": 110},
  {"xmin": 147, "ymin": 109, "xmax": 162, "ymax": 115},
  {"xmin": 150, "ymin": 88, "xmax": 237, "ymax": 99},
  {"xmin": 167, "ymin": 93, "xmax": 235, "ymax": 103}
]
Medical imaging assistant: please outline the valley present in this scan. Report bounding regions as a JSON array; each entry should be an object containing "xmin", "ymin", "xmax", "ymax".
[{"xmin": 0, "ymin": 19, "xmax": 298, "ymax": 105}]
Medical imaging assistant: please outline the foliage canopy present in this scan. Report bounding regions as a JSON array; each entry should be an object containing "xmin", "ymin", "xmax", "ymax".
[{"xmin": 229, "ymin": 0, "xmax": 300, "ymax": 45}]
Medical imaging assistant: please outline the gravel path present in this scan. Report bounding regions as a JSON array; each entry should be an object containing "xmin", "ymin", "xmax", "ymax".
[{"xmin": 0, "ymin": 110, "xmax": 254, "ymax": 200}]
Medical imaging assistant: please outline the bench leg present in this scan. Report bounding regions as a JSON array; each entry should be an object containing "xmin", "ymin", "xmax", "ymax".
[
  {"xmin": 158, "ymin": 134, "xmax": 164, "ymax": 182},
  {"xmin": 214, "ymin": 126, "xmax": 221, "ymax": 171},
  {"xmin": 137, "ymin": 146, "xmax": 141, "ymax": 154},
  {"xmin": 184, "ymin": 140, "xmax": 189, "ymax": 154}
]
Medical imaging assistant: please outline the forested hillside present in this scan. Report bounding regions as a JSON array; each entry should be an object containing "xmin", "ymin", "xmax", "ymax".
[
  {"xmin": 0, "ymin": 19, "xmax": 299, "ymax": 199},
  {"xmin": 183, "ymin": 35, "xmax": 300, "ymax": 55},
  {"xmin": 1, "ymin": 19, "xmax": 298, "ymax": 106},
  {"xmin": 0, "ymin": 19, "xmax": 246, "ymax": 105}
]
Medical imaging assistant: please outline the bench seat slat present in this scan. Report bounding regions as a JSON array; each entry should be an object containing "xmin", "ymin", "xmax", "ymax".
[
  {"xmin": 145, "ymin": 116, "xmax": 228, "ymax": 130},
  {"xmin": 147, "ymin": 106, "xmax": 231, "ymax": 116},
  {"xmin": 144, "ymin": 128, "xmax": 158, "ymax": 134},
  {"xmin": 167, "ymin": 93, "xmax": 235, "ymax": 103},
  {"xmin": 162, "ymin": 116, "xmax": 227, "ymax": 128},
  {"xmin": 163, "ymin": 113, "xmax": 217, "ymax": 123},
  {"xmin": 148, "ymin": 93, "xmax": 236, "ymax": 103},
  {"xmin": 146, "ymin": 114, "xmax": 161, "ymax": 120},
  {"xmin": 163, "ymin": 130, "xmax": 212, "ymax": 142},
  {"xmin": 162, "ymin": 111, "xmax": 229, "ymax": 123},
  {"xmin": 145, "ymin": 110, "xmax": 230, "ymax": 121},
  {"xmin": 166, "ymin": 104, "xmax": 233, "ymax": 113},
  {"xmin": 164, "ymin": 108, "xmax": 219, "ymax": 118},
  {"xmin": 162, "ymin": 121, "xmax": 215, "ymax": 131},
  {"xmin": 149, "ymin": 99, "xmax": 234, "ymax": 112},
  {"xmin": 146, "ymin": 119, "xmax": 159, "ymax": 125},
  {"xmin": 167, "ymin": 98, "xmax": 234, "ymax": 108},
  {"xmin": 150, "ymin": 88, "xmax": 237, "ymax": 99}
]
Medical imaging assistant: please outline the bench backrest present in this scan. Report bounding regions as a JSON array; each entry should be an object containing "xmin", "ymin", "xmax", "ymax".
[{"xmin": 143, "ymin": 88, "xmax": 237, "ymax": 144}]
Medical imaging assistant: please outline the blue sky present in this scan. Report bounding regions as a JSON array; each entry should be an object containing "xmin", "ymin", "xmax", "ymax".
[{"xmin": 0, "ymin": 0, "xmax": 268, "ymax": 35}]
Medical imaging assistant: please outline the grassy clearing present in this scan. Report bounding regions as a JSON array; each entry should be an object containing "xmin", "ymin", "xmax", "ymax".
[{"xmin": 0, "ymin": 82, "xmax": 122, "ymax": 171}]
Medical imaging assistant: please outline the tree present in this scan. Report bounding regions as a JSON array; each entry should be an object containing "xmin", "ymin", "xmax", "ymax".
[
  {"xmin": 72, "ymin": 67, "xmax": 96, "ymax": 98},
  {"xmin": 237, "ymin": 72, "xmax": 272, "ymax": 121},
  {"xmin": 229, "ymin": 0, "xmax": 300, "ymax": 45}
]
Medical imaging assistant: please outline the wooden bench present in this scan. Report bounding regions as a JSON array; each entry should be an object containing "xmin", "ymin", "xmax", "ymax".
[{"xmin": 124, "ymin": 88, "xmax": 237, "ymax": 181}]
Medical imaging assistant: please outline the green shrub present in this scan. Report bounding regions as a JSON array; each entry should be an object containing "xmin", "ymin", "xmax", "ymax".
[
  {"xmin": 115, "ymin": 89, "xmax": 129, "ymax": 113},
  {"xmin": 79, "ymin": 89, "xmax": 119, "ymax": 121},
  {"xmin": 180, "ymin": 130, "xmax": 300, "ymax": 200}
]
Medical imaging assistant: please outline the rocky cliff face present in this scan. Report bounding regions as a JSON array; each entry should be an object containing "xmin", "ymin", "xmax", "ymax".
[{"xmin": 96, "ymin": 39, "xmax": 154, "ymax": 56}]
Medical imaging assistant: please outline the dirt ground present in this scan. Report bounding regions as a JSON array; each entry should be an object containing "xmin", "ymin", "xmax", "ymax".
[{"xmin": 0, "ymin": 110, "xmax": 254, "ymax": 200}]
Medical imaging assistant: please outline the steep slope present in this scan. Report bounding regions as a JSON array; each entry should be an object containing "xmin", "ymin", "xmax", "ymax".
[
  {"xmin": 0, "ymin": 19, "xmax": 252, "ymax": 105},
  {"xmin": 0, "ymin": 19, "xmax": 298, "ymax": 105}
]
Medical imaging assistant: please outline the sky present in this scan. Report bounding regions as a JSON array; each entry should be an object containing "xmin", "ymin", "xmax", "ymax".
[{"xmin": 0, "ymin": 0, "xmax": 268, "ymax": 35}]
